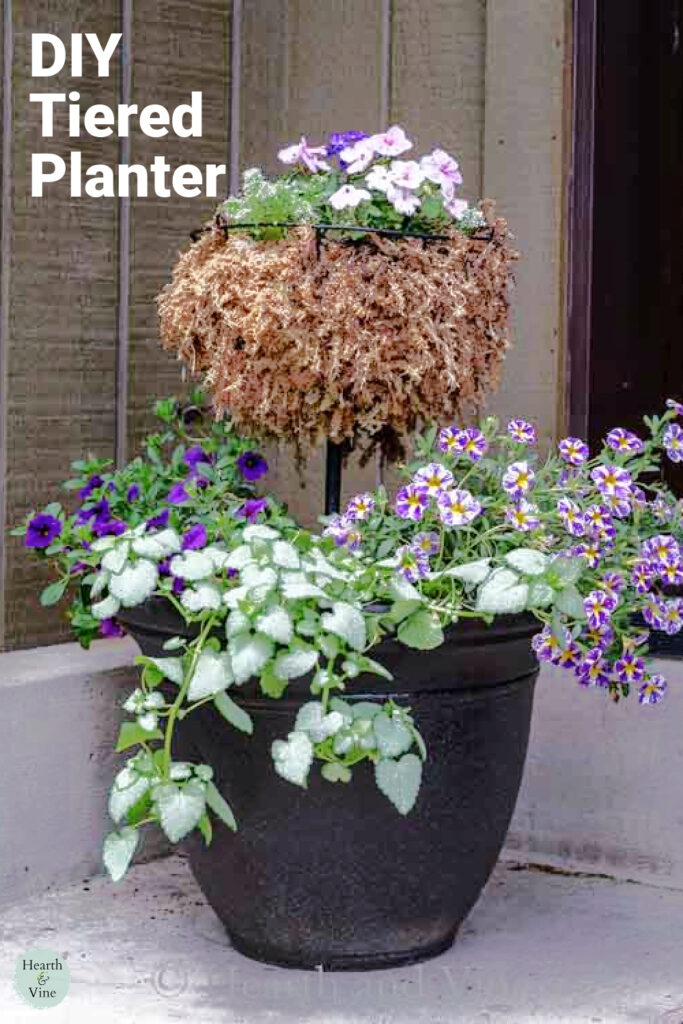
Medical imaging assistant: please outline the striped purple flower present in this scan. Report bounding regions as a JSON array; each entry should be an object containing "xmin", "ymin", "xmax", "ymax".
[{"xmin": 638, "ymin": 674, "xmax": 668, "ymax": 705}]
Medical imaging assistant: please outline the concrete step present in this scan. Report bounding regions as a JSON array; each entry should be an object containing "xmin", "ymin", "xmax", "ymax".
[{"xmin": 1, "ymin": 854, "xmax": 682, "ymax": 1024}]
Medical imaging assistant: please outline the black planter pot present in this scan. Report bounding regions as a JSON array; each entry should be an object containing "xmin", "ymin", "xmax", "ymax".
[{"xmin": 119, "ymin": 599, "xmax": 539, "ymax": 971}]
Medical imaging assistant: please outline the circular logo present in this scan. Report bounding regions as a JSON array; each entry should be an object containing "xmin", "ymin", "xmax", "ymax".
[{"xmin": 14, "ymin": 948, "xmax": 70, "ymax": 1010}]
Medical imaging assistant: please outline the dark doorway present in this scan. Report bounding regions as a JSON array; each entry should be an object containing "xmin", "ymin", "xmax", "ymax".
[{"xmin": 569, "ymin": 0, "xmax": 683, "ymax": 487}]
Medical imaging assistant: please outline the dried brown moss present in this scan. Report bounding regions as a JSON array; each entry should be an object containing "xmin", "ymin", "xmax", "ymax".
[{"xmin": 157, "ymin": 210, "xmax": 518, "ymax": 458}]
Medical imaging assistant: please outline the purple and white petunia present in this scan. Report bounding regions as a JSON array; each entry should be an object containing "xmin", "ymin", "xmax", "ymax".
[
  {"xmin": 641, "ymin": 534, "xmax": 680, "ymax": 568},
  {"xmin": 505, "ymin": 500, "xmax": 541, "ymax": 532},
  {"xmin": 614, "ymin": 652, "xmax": 646, "ymax": 685},
  {"xmin": 601, "ymin": 571, "xmax": 626, "ymax": 596},
  {"xmin": 412, "ymin": 531, "xmax": 440, "ymax": 557},
  {"xmin": 663, "ymin": 423, "xmax": 683, "ymax": 463},
  {"xmin": 369, "ymin": 125, "xmax": 413, "ymax": 157},
  {"xmin": 396, "ymin": 544, "xmax": 430, "ymax": 583},
  {"xmin": 605, "ymin": 428, "xmax": 644, "ymax": 455},
  {"xmin": 577, "ymin": 648, "xmax": 611, "ymax": 688},
  {"xmin": 413, "ymin": 463, "xmax": 454, "ymax": 498},
  {"xmin": 277, "ymin": 136, "xmax": 330, "ymax": 173},
  {"xmin": 531, "ymin": 625, "xmax": 566, "ymax": 663},
  {"xmin": 642, "ymin": 596, "xmax": 668, "ymax": 631},
  {"xmin": 395, "ymin": 484, "xmax": 429, "ymax": 522},
  {"xmin": 584, "ymin": 589, "xmax": 618, "ymax": 630},
  {"xmin": 345, "ymin": 492, "xmax": 376, "ymax": 522},
  {"xmin": 590, "ymin": 464, "xmax": 633, "ymax": 499},
  {"xmin": 558, "ymin": 437, "xmax": 589, "ymax": 466},
  {"xmin": 502, "ymin": 461, "xmax": 535, "ymax": 500},
  {"xmin": 322, "ymin": 513, "xmax": 362, "ymax": 551},
  {"xmin": 507, "ymin": 419, "xmax": 537, "ymax": 445},
  {"xmin": 437, "ymin": 488, "xmax": 482, "ymax": 527},
  {"xmin": 631, "ymin": 560, "xmax": 655, "ymax": 594},
  {"xmin": 557, "ymin": 497, "xmax": 586, "ymax": 537},
  {"xmin": 328, "ymin": 184, "xmax": 372, "ymax": 210},
  {"xmin": 666, "ymin": 398, "xmax": 683, "ymax": 416},
  {"xmin": 419, "ymin": 148, "xmax": 463, "ymax": 200},
  {"xmin": 638, "ymin": 674, "xmax": 668, "ymax": 705},
  {"xmin": 583, "ymin": 504, "xmax": 613, "ymax": 537},
  {"xmin": 660, "ymin": 599, "xmax": 683, "ymax": 636}
]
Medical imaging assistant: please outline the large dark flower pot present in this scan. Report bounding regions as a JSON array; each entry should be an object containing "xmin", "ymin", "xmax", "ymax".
[{"xmin": 120, "ymin": 599, "xmax": 539, "ymax": 971}]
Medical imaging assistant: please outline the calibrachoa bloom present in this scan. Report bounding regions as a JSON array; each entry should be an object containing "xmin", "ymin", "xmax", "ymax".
[
  {"xmin": 505, "ymin": 500, "xmax": 541, "ymax": 532},
  {"xmin": 642, "ymin": 596, "xmax": 667, "ymax": 631},
  {"xmin": 557, "ymin": 498, "xmax": 586, "ymax": 537},
  {"xmin": 650, "ymin": 496, "xmax": 674, "ymax": 524},
  {"xmin": 666, "ymin": 398, "xmax": 683, "ymax": 416},
  {"xmin": 396, "ymin": 545, "xmax": 430, "ymax": 583},
  {"xmin": 556, "ymin": 643, "xmax": 582, "ymax": 671},
  {"xmin": 182, "ymin": 524, "xmax": 208, "ymax": 550},
  {"xmin": 659, "ymin": 599, "xmax": 683, "ymax": 636},
  {"xmin": 413, "ymin": 463, "xmax": 454, "ymax": 498},
  {"xmin": 591, "ymin": 464, "xmax": 632, "ymax": 499},
  {"xmin": 237, "ymin": 451, "xmax": 268, "ymax": 482},
  {"xmin": 605, "ymin": 428, "xmax": 644, "ymax": 454},
  {"xmin": 584, "ymin": 589, "xmax": 618, "ymax": 629},
  {"xmin": 663, "ymin": 423, "xmax": 683, "ymax": 462},
  {"xmin": 126, "ymin": 484, "xmax": 141, "ymax": 502},
  {"xmin": 603, "ymin": 493, "xmax": 632, "ymax": 519},
  {"xmin": 412, "ymin": 531, "xmax": 440, "ymax": 557},
  {"xmin": 437, "ymin": 488, "xmax": 482, "ymax": 527},
  {"xmin": 572, "ymin": 541, "xmax": 602, "ymax": 569},
  {"xmin": 322, "ymin": 513, "xmax": 361, "ymax": 551},
  {"xmin": 78, "ymin": 474, "xmax": 103, "ymax": 499},
  {"xmin": 577, "ymin": 648, "xmax": 611, "ymax": 688},
  {"xmin": 457, "ymin": 428, "xmax": 488, "ymax": 461},
  {"xmin": 25, "ymin": 513, "xmax": 62, "ymax": 549},
  {"xmin": 531, "ymin": 625, "xmax": 566, "ymax": 663},
  {"xmin": 395, "ymin": 484, "xmax": 429, "ymax": 522},
  {"xmin": 631, "ymin": 560, "xmax": 655, "ymax": 594},
  {"xmin": 99, "ymin": 617, "xmax": 124, "ymax": 638},
  {"xmin": 502, "ymin": 461, "xmax": 535, "ymax": 499},
  {"xmin": 614, "ymin": 652, "xmax": 646, "ymax": 685},
  {"xmin": 641, "ymin": 534, "xmax": 680, "ymax": 568},
  {"xmin": 583, "ymin": 624, "xmax": 615, "ymax": 650},
  {"xmin": 602, "ymin": 571, "xmax": 626, "ymax": 596},
  {"xmin": 166, "ymin": 482, "xmax": 190, "ymax": 505},
  {"xmin": 437, "ymin": 426, "xmax": 462, "ymax": 454},
  {"xmin": 638, "ymin": 674, "xmax": 668, "ymax": 705},
  {"xmin": 345, "ymin": 493, "xmax": 376, "ymax": 521},
  {"xmin": 583, "ymin": 504, "xmax": 613, "ymax": 537},
  {"xmin": 558, "ymin": 437, "xmax": 589, "ymax": 466},
  {"xmin": 507, "ymin": 419, "xmax": 537, "ymax": 445}
]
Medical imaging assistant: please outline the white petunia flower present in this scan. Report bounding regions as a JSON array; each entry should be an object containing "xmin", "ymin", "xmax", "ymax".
[{"xmin": 328, "ymin": 184, "xmax": 372, "ymax": 211}]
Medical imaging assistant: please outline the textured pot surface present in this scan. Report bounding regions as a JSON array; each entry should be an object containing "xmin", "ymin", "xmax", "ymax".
[{"xmin": 121, "ymin": 600, "xmax": 539, "ymax": 970}]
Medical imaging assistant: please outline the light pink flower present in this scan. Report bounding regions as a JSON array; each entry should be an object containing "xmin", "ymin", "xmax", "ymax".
[
  {"xmin": 387, "ymin": 160, "xmax": 424, "ymax": 191},
  {"xmin": 277, "ymin": 136, "xmax": 330, "ymax": 173},
  {"xmin": 420, "ymin": 148, "xmax": 463, "ymax": 198},
  {"xmin": 369, "ymin": 125, "xmax": 412, "ymax": 157},
  {"xmin": 328, "ymin": 184, "xmax": 372, "ymax": 211},
  {"xmin": 339, "ymin": 138, "xmax": 377, "ymax": 174},
  {"xmin": 445, "ymin": 196, "xmax": 469, "ymax": 220}
]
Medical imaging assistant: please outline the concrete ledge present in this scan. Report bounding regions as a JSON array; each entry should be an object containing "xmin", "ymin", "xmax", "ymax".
[
  {"xmin": 506, "ymin": 658, "xmax": 683, "ymax": 888},
  {"xmin": 0, "ymin": 637, "xmax": 167, "ymax": 906}
]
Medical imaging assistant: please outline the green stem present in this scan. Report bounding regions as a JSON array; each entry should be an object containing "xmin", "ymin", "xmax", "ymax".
[{"xmin": 162, "ymin": 614, "xmax": 217, "ymax": 778}]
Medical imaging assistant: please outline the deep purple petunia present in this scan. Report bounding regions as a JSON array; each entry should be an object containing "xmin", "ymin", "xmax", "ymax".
[
  {"xmin": 99, "ymin": 618, "xmax": 125, "ymax": 638},
  {"xmin": 327, "ymin": 130, "xmax": 368, "ymax": 157},
  {"xmin": 237, "ymin": 451, "xmax": 269, "ymax": 482},
  {"xmin": 92, "ymin": 518, "xmax": 127, "ymax": 538},
  {"xmin": 78, "ymin": 475, "xmax": 104, "ymax": 500},
  {"xmin": 146, "ymin": 509, "xmax": 170, "ymax": 531},
  {"xmin": 166, "ymin": 482, "xmax": 190, "ymax": 505},
  {"xmin": 126, "ymin": 484, "xmax": 141, "ymax": 502},
  {"xmin": 157, "ymin": 558, "xmax": 172, "ymax": 577},
  {"xmin": 182, "ymin": 524, "xmax": 208, "ymax": 550},
  {"xmin": 172, "ymin": 577, "xmax": 185, "ymax": 597},
  {"xmin": 183, "ymin": 445, "xmax": 211, "ymax": 469},
  {"xmin": 76, "ymin": 497, "xmax": 111, "ymax": 528},
  {"xmin": 25, "ymin": 513, "xmax": 62, "ymax": 549},
  {"xmin": 235, "ymin": 497, "xmax": 268, "ymax": 523}
]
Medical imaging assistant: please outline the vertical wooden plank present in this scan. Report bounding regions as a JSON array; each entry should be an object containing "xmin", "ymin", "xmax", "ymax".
[
  {"xmin": 483, "ymin": 0, "xmax": 567, "ymax": 444},
  {"xmin": 391, "ymin": 0, "xmax": 487, "ymax": 197},
  {"xmin": 240, "ymin": 0, "xmax": 386, "ymax": 526},
  {"xmin": 127, "ymin": 0, "xmax": 230, "ymax": 453},
  {"xmin": 4, "ymin": 0, "xmax": 120, "ymax": 648},
  {"xmin": 0, "ymin": 0, "xmax": 12, "ymax": 648}
]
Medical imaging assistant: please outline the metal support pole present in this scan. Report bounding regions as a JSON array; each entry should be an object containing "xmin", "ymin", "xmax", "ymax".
[{"xmin": 324, "ymin": 440, "xmax": 343, "ymax": 515}]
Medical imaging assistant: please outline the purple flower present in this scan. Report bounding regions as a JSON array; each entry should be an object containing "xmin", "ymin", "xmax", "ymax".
[
  {"xmin": 614, "ymin": 652, "xmax": 645, "ymax": 685},
  {"xmin": 237, "ymin": 451, "xmax": 269, "ymax": 482},
  {"xmin": 531, "ymin": 625, "xmax": 566, "ymax": 664},
  {"xmin": 146, "ymin": 509, "xmax": 170, "ymax": 530},
  {"xmin": 666, "ymin": 398, "xmax": 683, "ymax": 416},
  {"xmin": 78, "ymin": 475, "xmax": 104, "ymax": 500},
  {"xmin": 638, "ymin": 674, "xmax": 667, "ymax": 705},
  {"xmin": 557, "ymin": 498, "xmax": 586, "ymax": 537},
  {"xmin": 92, "ymin": 518, "xmax": 127, "ymax": 538},
  {"xmin": 507, "ymin": 419, "xmax": 537, "ymax": 445},
  {"xmin": 605, "ymin": 428, "xmax": 644, "ymax": 454},
  {"xmin": 590, "ymin": 464, "xmax": 632, "ymax": 499},
  {"xmin": 601, "ymin": 571, "xmax": 626, "ymax": 596},
  {"xmin": 25, "ymin": 513, "xmax": 62, "ymax": 549},
  {"xmin": 577, "ymin": 648, "xmax": 611, "ymax": 688},
  {"xmin": 278, "ymin": 136, "xmax": 330, "ymax": 173},
  {"xmin": 99, "ymin": 618, "xmax": 125, "ymax": 638},
  {"xmin": 76, "ymin": 497, "xmax": 111, "ymax": 528},
  {"xmin": 235, "ymin": 498, "xmax": 268, "ymax": 523},
  {"xmin": 344, "ymin": 493, "xmax": 376, "ymax": 521},
  {"xmin": 584, "ymin": 589, "xmax": 618, "ymax": 629},
  {"xmin": 583, "ymin": 623, "xmax": 615, "ymax": 650},
  {"xmin": 126, "ymin": 484, "xmax": 141, "ymax": 502},
  {"xmin": 558, "ymin": 437, "xmax": 589, "ymax": 466},
  {"xmin": 660, "ymin": 561, "xmax": 683, "ymax": 586},
  {"xmin": 556, "ymin": 643, "xmax": 582, "ymax": 671},
  {"xmin": 583, "ymin": 504, "xmax": 613, "ymax": 537},
  {"xmin": 660, "ymin": 599, "xmax": 683, "ymax": 636},
  {"xmin": 412, "ymin": 531, "xmax": 440, "ymax": 557},
  {"xmin": 502, "ymin": 461, "xmax": 535, "ymax": 499},
  {"xmin": 458, "ymin": 428, "xmax": 488, "ymax": 462},
  {"xmin": 158, "ymin": 558, "xmax": 172, "ymax": 577},
  {"xmin": 663, "ymin": 423, "xmax": 683, "ymax": 462},
  {"xmin": 604, "ymin": 493, "xmax": 632, "ymax": 519},
  {"xmin": 395, "ymin": 484, "xmax": 429, "ymax": 522},
  {"xmin": 396, "ymin": 544, "xmax": 430, "ymax": 583},
  {"xmin": 182, "ymin": 524, "xmax": 208, "ymax": 550},
  {"xmin": 437, "ymin": 488, "xmax": 482, "ymax": 527},
  {"xmin": 631, "ymin": 560, "xmax": 655, "ymax": 594},
  {"xmin": 69, "ymin": 560, "xmax": 88, "ymax": 575},
  {"xmin": 413, "ymin": 463, "xmax": 454, "ymax": 498},
  {"xmin": 641, "ymin": 534, "xmax": 680, "ymax": 568},
  {"xmin": 650, "ymin": 496, "xmax": 674, "ymax": 524},
  {"xmin": 505, "ymin": 500, "xmax": 541, "ymax": 532},
  {"xmin": 172, "ymin": 577, "xmax": 185, "ymax": 597},
  {"xmin": 642, "ymin": 596, "xmax": 667, "ymax": 631},
  {"xmin": 183, "ymin": 445, "xmax": 211, "ymax": 469},
  {"xmin": 327, "ymin": 130, "xmax": 368, "ymax": 157},
  {"xmin": 571, "ymin": 541, "xmax": 602, "ymax": 569},
  {"xmin": 167, "ymin": 482, "xmax": 190, "ymax": 505}
]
